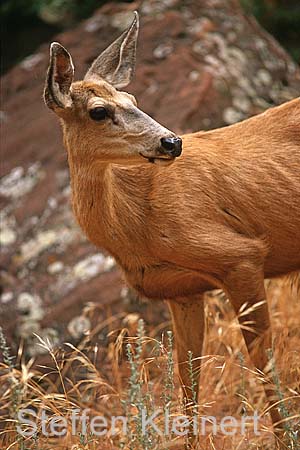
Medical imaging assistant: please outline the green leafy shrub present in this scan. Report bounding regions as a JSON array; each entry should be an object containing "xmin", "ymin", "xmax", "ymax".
[{"xmin": 241, "ymin": 0, "xmax": 300, "ymax": 61}]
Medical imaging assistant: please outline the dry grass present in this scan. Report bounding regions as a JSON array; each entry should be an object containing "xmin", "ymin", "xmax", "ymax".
[{"xmin": 0, "ymin": 279, "xmax": 299, "ymax": 450}]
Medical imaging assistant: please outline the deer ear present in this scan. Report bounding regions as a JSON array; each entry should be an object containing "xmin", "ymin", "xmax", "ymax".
[
  {"xmin": 84, "ymin": 11, "xmax": 139, "ymax": 89},
  {"xmin": 44, "ymin": 42, "xmax": 74, "ymax": 111}
]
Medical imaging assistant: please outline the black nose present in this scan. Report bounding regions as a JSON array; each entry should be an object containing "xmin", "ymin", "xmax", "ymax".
[{"xmin": 160, "ymin": 137, "xmax": 182, "ymax": 157}]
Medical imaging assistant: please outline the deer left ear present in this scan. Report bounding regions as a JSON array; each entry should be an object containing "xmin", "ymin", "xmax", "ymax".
[
  {"xmin": 44, "ymin": 42, "xmax": 74, "ymax": 111},
  {"xmin": 84, "ymin": 11, "xmax": 139, "ymax": 89}
]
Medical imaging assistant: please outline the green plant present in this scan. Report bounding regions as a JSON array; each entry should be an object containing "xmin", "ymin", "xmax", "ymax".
[
  {"xmin": 241, "ymin": 0, "xmax": 300, "ymax": 61},
  {"xmin": 0, "ymin": 326, "xmax": 26, "ymax": 448},
  {"xmin": 267, "ymin": 348, "xmax": 300, "ymax": 448},
  {"xmin": 125, "ymin": 319, "xmax": 160, "ymax": 450}
]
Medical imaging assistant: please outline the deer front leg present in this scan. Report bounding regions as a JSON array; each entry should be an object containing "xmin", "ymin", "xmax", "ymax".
[
  {"xmin": 167, "ymin": 296, "xmax": 205, "ymax": 448},
  {"xmin": 224, "ymin": 262, "xmax": 283, "ymax": 444}
]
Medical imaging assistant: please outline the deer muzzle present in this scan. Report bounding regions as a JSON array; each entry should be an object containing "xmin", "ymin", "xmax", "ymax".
[{"xmin": 160, "ymin": 137, "xmax": 182, "ymax": 157}]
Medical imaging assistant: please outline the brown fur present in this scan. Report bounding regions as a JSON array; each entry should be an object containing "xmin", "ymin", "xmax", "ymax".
[
  {"xmin": 68, "ymin": 94, "xmax": 300, "ymax": 295},
  {"xmin": 66, "ymin": 90, "xmax": 300, "ymax": 441},
  {"xmin": 44, "ymin": 27, "xmax": 299, "ymax": 446}
]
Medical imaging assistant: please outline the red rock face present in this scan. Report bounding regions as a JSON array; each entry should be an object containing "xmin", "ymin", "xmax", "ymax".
[{"xmin": 1, "ymin": 0, "xmax": 300, "ymax": 356}]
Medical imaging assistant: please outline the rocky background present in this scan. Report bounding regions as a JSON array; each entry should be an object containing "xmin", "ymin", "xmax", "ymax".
[{"xmin": 1, "ymin": 0, "xmax": 300, "ymax": 362}]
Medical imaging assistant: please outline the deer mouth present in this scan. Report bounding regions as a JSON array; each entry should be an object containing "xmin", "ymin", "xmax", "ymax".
[{"xmin": 139, "ymin": 152, "xmax": 175, "ymax": 166}]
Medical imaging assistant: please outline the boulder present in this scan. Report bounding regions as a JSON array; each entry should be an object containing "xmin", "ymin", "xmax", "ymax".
[{"xmin": 1, "ymin": 0, "xmax": 299, "ymax": 355}]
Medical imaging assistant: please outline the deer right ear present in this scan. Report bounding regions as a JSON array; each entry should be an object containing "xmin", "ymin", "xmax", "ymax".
[
  {"xmin": 44, "ymin": 42, "xmax": 74, "ymax": 111},
  {"xmin": 84, "ymin": 11, "xmax": 139, "ymax": 89}
]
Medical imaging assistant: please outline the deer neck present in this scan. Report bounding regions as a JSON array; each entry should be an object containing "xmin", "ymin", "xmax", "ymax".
[{"xmin": 68, "ymin": 157, "xmax": 153, "ymax": 266}]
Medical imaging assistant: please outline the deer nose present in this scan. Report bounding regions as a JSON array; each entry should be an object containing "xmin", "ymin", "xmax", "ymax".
[{"xmin": 160, "ymin": 137, "xmax": 182, "ymax": 157}]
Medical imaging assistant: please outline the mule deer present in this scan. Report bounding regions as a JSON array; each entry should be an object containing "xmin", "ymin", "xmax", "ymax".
[{"xmin": 44, "ymin": 12, "xmax": 300, "ymax": 447}]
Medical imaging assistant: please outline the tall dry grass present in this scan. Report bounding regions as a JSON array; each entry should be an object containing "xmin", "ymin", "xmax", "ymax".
[{"xmin": 0, "ymin": 279, "xmax": 299, "ymax": 449}]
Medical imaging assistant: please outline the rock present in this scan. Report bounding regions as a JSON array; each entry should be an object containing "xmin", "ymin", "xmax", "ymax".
[
  {"xmin": 68, "ymin": 315, "xmax": 91, "ymax": 339},
  {"xmin": 18, "ymin": 320, "xmax": 41, "ymax": 339},
  {"xmin": 20, "ymin": 53, "xmax": 44, "ymax": 71},
  {"xmin": 189, "ymin": 70, "xmax": 200, "ymax": 81},
  {"xmin": 223, "ymin": 106, "xmax": 244, "ymax": 124},
  {"xmin": 73, "ymin": 254, "xmax": 115, "ymax": 281},
  {"xmin": 84, "ymin": 14, "xmax": 108, "ymax": 33},
  {"xmin": 153, "ymin": 43, "xmax": 174, "ymax": 59},
  {"xmin": 0, "ymin": 228, "xmax": 17, "ymax": 246},
  {"xmin": 20, "ymin": 230, "xmax": 58, "ymax": 263},
  {"xmin": 0, "ymin": 111, "xmax": 8, "ymax": 123},
  {"xmin": 28, "ymin": 327, "xmax": 60, "ymax": 356},
  {"xmin": 47, "ymin": 261, "xmax": 64, "ymax": 274},
  {"xmin": 111, "ymin": 11, "xmax": 135, "ymax": 30},
  {"xmin": 1, "ymin": 0, "xmax": 299, "ymax": 358},
  {"xmin": 1, "ymin": 291, "xmax": 13, "ymax": 304},
  {"xmin": 17, "ymin": 292, "xmax": 44, "ymax": 321},
  {"xmin": 232, "ymin": 96, "xmax": 251, "ymax": 114},
  {"xmin": 18, "ymin": 226, "xmax": 80, "ymax": 265},
  {"xmin": 256, "ymin": 69, "xmax": 272, "ymax": 86},
  {"xmin": 0, "ymin": 164, "xmax": 44, "ymax": 199}
]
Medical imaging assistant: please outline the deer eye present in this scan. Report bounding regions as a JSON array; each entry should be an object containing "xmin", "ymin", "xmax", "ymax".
[{"xmin": 89, "ymin": 107, "xmax": 108, "ymax": 121}]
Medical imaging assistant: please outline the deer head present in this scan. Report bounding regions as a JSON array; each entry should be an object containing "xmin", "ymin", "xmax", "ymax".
[{"xmin": 44, "ymin": 12, "xmax": 182, "ymax": 166}]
